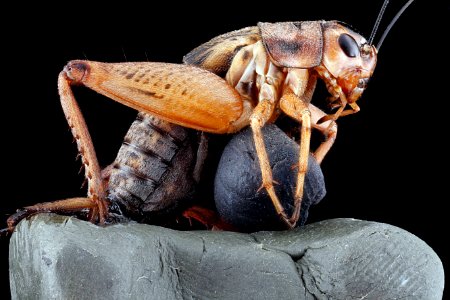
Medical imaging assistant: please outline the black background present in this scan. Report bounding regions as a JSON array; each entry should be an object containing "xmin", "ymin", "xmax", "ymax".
[{"xmin": 1, "ymin": 1, "xmax": 447, "ymax": 297}]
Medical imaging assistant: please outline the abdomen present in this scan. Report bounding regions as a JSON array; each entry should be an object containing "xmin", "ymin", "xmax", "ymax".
[{"xmin": 107, "ymin": 112, "xmax": 201, "ymax": 220}]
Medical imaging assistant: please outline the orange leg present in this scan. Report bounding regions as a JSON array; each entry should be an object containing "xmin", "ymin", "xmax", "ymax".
[
  {"xmin": 60, "ymin": 71, "xmax": 110, "ymax": 221},
  {"xmin": 61, "ymin": 60, "xmax": 246, "ymax": 134},
  {"xmin": 309, "ymin": 104, "xmax": 338, "ymax": 164},
  {"xmin": 182, "ymin": 206, "xmax": 236, "ymax": 231},
  {"xmin": 317, "ymin": 94, "xmax": 360, "ymax": 125},
  {"xmin": 4, "ymin": 73, "xmax": 111, "ymax": 233},
  {"xmin": 279, "ymin": 92, "xmax": 311, "ymax": 225},
  {"xmin": 317, "ymin": 105, "xmax": 360, "ymax": 124},
  {"xmin": 59, "ymin": 71, "xmax": 109, "ymax": 223},
  {"xmin": 5, "ymin": 198, "xmax": 98, "ymax": 233},
  {"xmin": 250, "ymin": 100, "xmax": 295, "ymax": 228},
  {"xmin": 311, "ymin": 98, "xmax": 359, "ymax": 164},
  {"xmin": 6, "ymin": 61, "xmax": 248, "ymax": 233}
]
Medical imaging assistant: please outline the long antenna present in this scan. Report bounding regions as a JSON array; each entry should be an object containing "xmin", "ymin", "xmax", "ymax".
[
  {"xmin": 377, "ymin": 0, "xmax": 415, "ymax": 50},
  {"xmin": 368, "ymin": 0, "xmax": 390, "ymax": 45}
]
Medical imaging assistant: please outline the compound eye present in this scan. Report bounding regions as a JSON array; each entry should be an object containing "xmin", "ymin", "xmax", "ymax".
[{"xmin": 338, "ymin": 33, "xmax": 360, "ymax": 58}]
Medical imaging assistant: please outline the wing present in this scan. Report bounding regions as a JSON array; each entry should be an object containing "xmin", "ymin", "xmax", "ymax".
[{"xmin": 183, "ymin": 26, "xmax": 260, "ymax": 76}]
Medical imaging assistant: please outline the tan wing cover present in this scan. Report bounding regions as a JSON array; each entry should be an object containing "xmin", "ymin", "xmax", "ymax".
[{"xmin": 183, "ymin": 26, "xmax": 260, "ymax": 75}]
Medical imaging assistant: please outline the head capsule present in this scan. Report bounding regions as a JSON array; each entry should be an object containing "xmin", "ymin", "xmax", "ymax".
[{"xmin": 319, "ymin": 21, "xmax": 377, "ymax": 103}]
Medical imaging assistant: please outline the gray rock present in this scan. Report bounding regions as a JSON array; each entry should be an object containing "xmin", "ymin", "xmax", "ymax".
[{"xmin": 10, "ymin": 214, "xmax": 444, "ymax": 300}]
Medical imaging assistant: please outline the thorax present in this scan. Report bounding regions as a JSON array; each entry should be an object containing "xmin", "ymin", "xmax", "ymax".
[{"xmin": 225, "ymin": 41, "xmax": 314, "ymax": 108}]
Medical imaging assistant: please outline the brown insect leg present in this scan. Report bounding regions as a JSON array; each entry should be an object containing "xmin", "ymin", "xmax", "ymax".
[
  {"xmin": 250, "ymin": 101, "xmax": 294, "ymax": 228},
  {"xmin": 312, "ymin": 100, "xmax": 360, "ymax": 163},
  {"xmin": 6, "ymin": 198, "xmax": 96, "ymax": 233},
  {"xmin": 182, "ymin": 206, "xmax": 235, "ymax": 231},
  {"xmin": 3, "ymin": 73, "xmax": 112, "ymax": 233},
  {"xmin": 310, "ymin": 104, "xmax": 338, "ymax": 164},
  {"xmin": 317, "ymin": 102, "xmax": 360, "ymax": 124},
  {"xmin": 279, "ymin": 92, "xmax": 311, "ymax": 225},
  {"xmin": 58, "ymin": 71, "xmax": 108, "ymax": 223},
  {"xmin": 64, "ymin": 61, "xmax": 246, "ymax": 134}
]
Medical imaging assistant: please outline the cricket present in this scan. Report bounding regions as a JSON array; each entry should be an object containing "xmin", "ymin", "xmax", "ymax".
[{"xmin": 4, "ymin": 0, "xmax": 414, "ymax": 233}]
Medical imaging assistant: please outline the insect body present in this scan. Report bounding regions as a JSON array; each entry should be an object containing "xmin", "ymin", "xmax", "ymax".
[
  {"xmin": 59, "ymin": 21, "xmax": 376, "ymax": 228},
  {"xmin": 6, "ymin": 21, "xmax": 375, "ymax": 231},
  {"xmin": 107, "ymin": 112, "xmax": 207, "ymax": 222},
  {"xmin": 6, "ymin": 0, "xmax": 413, "ymax": 232}
]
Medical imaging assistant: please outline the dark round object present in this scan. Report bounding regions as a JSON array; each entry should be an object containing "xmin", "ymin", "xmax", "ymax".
[{"xmin": 214, "ymin": 124, "xmax": 326, "ymax": 232}]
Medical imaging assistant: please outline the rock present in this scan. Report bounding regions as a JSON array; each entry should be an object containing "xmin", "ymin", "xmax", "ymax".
[
  {"xmin": 215, "ymin": 124, "xmax": 326, "ymax": 232},
  {"xmin": 10, "ymin": 214, "xmax": 444, "ymax": 299}
]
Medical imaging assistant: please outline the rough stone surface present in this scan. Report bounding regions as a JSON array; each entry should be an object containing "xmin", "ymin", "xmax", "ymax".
[
  {"xmin": 215, "ymin": 125, "xmax": 326, "ymax": 231},
  {"xmin": 10, "ymin": 214, "xmax": 444, "ymax": 300}
]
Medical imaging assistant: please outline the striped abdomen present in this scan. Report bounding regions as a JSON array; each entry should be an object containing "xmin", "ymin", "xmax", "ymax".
[{"xmin": 108, "ymin": 112, "xmax": 203, "ymax": 219}]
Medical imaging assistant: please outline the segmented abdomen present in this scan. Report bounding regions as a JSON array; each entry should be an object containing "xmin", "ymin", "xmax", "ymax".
[{"xmin": 108, "ymin": 112, "xmax": 199, "ymax": 219}]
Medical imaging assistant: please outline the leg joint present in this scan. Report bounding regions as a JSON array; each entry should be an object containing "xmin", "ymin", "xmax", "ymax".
[
  {"xmin": 326, "ymin": 121, "xmax": 338, "ymax": 138},
  {"xmin": 301, "ymin": 108, "xmax": 311, "ymax": 117},
  {"xmin": 250, "ymin": 115, "xmax": 263, "ymax": 128}
]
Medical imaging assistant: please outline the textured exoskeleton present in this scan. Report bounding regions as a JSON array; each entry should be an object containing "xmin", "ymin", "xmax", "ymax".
[
  {"xmin": 106, "ymin": 112, "xmax": 208, "ymax": 222},
  {"xmin": 6, "ymin": 20, "xmax": 377, "ymax": 232}
]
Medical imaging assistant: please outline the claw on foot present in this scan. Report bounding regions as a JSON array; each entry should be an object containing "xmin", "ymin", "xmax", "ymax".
[
  {"xmin": 3, "ymin": 197, "xmax": 109, "ymax": 234},
  {"xmin": 278, "ymin": 211, "xmax": 296, "ymax": 229}
]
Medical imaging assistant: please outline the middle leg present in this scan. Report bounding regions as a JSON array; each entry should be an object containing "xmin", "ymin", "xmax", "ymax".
[
  {"xmin": 250, "ymin": 100, "xmax": 294, "ymax": 228},
  {"xmin": 279, "ymin": 92, "xmax": 312, "ymax": 225}
]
